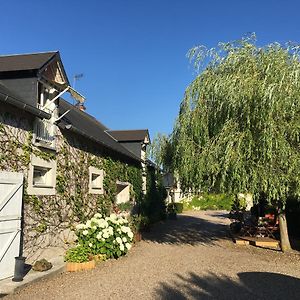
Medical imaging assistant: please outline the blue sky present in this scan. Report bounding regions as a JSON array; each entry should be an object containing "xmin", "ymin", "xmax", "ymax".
[{"xmin": 1, "ymin": 0, "xmax": 300, "ymax": 139}]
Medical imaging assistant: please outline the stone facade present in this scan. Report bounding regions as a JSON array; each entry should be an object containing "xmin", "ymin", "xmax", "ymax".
[{"xmin": 0, "ymin": 103, "xmax": 142, "ymax": 262}]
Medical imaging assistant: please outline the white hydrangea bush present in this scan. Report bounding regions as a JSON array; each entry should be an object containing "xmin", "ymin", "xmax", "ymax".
[{"xmin": 75, "ymin": 213, "xmax": 134, "ymax": 258}]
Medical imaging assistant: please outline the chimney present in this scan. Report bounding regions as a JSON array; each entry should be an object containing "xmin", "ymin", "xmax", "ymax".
[{"xmin": 75, "ymin": 102, "xmax": 86, "ymax": 111}]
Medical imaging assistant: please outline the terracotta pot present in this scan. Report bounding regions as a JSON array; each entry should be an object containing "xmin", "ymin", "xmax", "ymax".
[{"xmin": 66, "ymin": 260, "xmax": 96, "ymax": 272}]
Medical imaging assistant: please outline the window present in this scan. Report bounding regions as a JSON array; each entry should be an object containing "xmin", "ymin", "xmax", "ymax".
[
  {"xmin": 33, "ymin": 166, "xmax": 51, "ymax": 187},
  {"xmin": 27, "ymin": 155, "xmax": 57, "ymax": 195},
  {"xmin": 89, "ymin": 166, "xmax": 104, "ymax": 194},
  {"xmin": 37, "ymin": 82, "xmax": 58, "ymax": 113},
  {"xmin": 91, "ymin": 173, "xmax": 101, "ymax": 189},
  {"xmin": 116, "ymin": 181, "xmax": 131, "ymax": 204},
  {"xmin": 34, "ymin": 118, "xmax": 55, "ymax": 145}
]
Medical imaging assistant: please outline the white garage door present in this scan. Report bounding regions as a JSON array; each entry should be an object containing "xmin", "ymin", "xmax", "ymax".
[{"xmin": 0, "ymin": 172, "xmax": 23, "ymax": 280}]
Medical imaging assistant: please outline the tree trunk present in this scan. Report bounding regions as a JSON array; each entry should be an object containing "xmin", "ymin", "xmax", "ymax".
[{"xmin": 278, "ymin": 211, "xmax": 292, "ymax": 252}]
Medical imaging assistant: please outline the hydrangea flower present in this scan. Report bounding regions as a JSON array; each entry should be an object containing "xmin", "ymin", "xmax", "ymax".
[
  {"xmin": 76, "ymin": 224, "xmax": 86, "ymax": 230},
  {"xmin": 103, "ymin": 232, "xmax": 109, "ymax": 239},
  {"xmin": 74, "ymin": 212, "xmax": 133, "ymax": 259},
  {"xmin": 121, "ymin": 226, "xmax": 129, "ymax": 233}
]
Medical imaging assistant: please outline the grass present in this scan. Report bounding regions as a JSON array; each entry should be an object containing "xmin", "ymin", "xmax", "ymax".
[{"xmin": 181, "ymin": 193, "xmax": 234, "ymax": 211}]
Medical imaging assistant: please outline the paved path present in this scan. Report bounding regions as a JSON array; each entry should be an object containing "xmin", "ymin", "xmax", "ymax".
[{"xmin": 4, "ymin": 211, "xmax": 300, "ymax": 299}]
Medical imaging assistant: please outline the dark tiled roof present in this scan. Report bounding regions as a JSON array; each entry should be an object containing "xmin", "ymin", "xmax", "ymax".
[
  {"xmin": 58, "ymin": 99, "xmax": 141, "ymax": 163},
  {"xmin": 106, "ymin": 129, "xmax": 149, "ymax": 142},
  {"xmin": 0, "ymin": 52, "xmax": 57, "ymax": 72}
]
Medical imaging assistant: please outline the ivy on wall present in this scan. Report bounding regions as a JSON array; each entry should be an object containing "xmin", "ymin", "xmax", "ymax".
[{"xmin": 0, "ymin": 110, "xmax": 144, "ymax": 259}]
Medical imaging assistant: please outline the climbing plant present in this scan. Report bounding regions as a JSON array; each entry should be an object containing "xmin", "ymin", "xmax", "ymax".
[{"xmin": 0, "ymin": 109, "xmax": 144, "ymax": 259}]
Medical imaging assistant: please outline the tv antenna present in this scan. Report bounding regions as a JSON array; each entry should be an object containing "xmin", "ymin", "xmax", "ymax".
[{"xmin": 73, "ymin": 73, "xmax": 84, "ymax": 89}]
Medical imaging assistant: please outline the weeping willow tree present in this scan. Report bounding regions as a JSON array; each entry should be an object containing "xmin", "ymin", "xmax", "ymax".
[
  {"xmin": 147, "ymin": 133, "xmax": 173, "ymax": 171},
  {"xmin": 173, "ymin": 35, "xmax": 300, "ymax": 251}
]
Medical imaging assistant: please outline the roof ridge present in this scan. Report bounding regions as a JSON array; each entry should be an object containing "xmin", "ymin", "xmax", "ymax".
[
  {"xmin": 0, "ymin": 51, "xmax": 58, "ymax": 58},
  {"xmin": 107, "ymin": 129, "xmax": 148, "ymax": 132}
]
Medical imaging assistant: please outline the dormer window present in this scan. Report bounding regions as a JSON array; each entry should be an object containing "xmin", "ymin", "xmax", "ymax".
[{"xmin": 37, "ymin": 82, "xmax": 56, "ymax": 113}]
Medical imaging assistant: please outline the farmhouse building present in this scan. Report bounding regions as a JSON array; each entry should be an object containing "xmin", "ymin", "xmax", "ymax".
[{"xmin": 0, "ymin": 52, "xmax": 152, "ymax": 279}]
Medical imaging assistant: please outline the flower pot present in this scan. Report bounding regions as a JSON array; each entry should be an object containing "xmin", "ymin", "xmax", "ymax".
[
  {"xmin": 66, "ymin": 260, "xmax": 96, "ymax": 272},
  {"xmin": 12, "ymin": 256, "xmax": 26, "ymax": 282}
]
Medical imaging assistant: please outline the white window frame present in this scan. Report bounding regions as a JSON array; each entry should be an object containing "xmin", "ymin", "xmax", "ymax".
[
  {"xmin": 89, "ymin": 166, "xmax": 104, "ymax": 194},
  {"xmin": 27, "ymin": 155, "xmax": 57, "ymax": 195},
  {"xmin": 33, "ymin": 166, "xmax": 51, "ymax": 187}
]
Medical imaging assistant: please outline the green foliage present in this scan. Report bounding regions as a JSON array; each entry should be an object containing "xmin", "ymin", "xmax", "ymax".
[
  {"xmin": 117, "ymin": 201, "xmax": 133, "ymax": 212},
  {"xmin": 0, "ymin": 110, "xmax": 166, "ymax": 254},
  {"xmin": 173, "ymin": 34, "xmax": 300, "ymax": 206},
  {"xmin": 231, "ymin": 195, "xmax": 247, "ymax": 211},
  {"xmin": 148, "ymin": 133, "xmax": 174, "ymax": 171},
  {"xmin": 141, "ymin": 167, "xmax": 167, "ymax": 223},
  {"xmin": 102, "ymin": 157, "xmax": 143, "ymax": 208},
  {"xmin": 166, "ymin": 203, "xmax": 176, "ymax": 213},
  {"xmin": 174, "ymin": 202, "xmax": 183, "ymax": 213},
  {"xmin": 64, "ymin": 245, "xmax": 90, "ymax": 263},
  {"xmin": 166, "ymin": 202, "xmax": 183, "ymax": 214},
  {"xmin": 181, "ymin": 194, "xmax": 234, "ymax": 211},
  {"xmin": 129, "ymin": 214, "xmax": 150, "ymax": 233}
]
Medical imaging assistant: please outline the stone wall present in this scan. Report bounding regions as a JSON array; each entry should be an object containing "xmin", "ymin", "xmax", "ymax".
[{"xmin": 0, "ymin": 104, "xmax": 143, "ymax": 262}]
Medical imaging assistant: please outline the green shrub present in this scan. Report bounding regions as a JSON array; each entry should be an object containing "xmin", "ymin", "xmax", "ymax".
[
  {"xmin": 64, "ymin": 245, "xmax": 90, "ymax": 263},
  {"xmin": 174, "ymin": 202, "xmax": 183, "ymax": 213},
  {"xmin": 181, "ymin": 193, "xmax": 233, "ymax": 211},
  {"xmin": 231, "ymin": 195, "xmax": 247, "ymax": 211},
  {"xmin": 141, "ymin": 167, "xmax": 167, "ymax": 224},
  {"xmin": 167, "ymin": 202, "xmax": 183, "ymax": 213},
  {"xmin": 167, "ymin": 203, "xmax": 176, "ymax": 214},
  {"xmin": 117, "ymin": 201, "xmax": 133, "ymax": 212}
]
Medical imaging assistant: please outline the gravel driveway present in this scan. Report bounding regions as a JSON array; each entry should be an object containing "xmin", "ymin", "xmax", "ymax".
[{"xmin": 4, "ymin": 210, "xmax": 300, "ymax": 299}]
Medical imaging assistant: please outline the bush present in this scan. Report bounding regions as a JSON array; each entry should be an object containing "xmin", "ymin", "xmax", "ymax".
[
  {"xmin": 75, "ymin": 213, "xmax": 133, "ymax": 259},
  {"xmin": 129, "ymin": 214, "xmax": 150, "ymax": 233},
  {"xmin": 64, "ymin": 245, "xmax": 90, "ymax": 263},
  {"xmin": 167, "ymin": 202, "xmax": 183, "ymax": 213},
  {"xmin": 181, "ymin": 194, "xmax": 233, "ymax": 211},
  {"xmin": 231, "ymin": 195, "xmax": 247, "ymax": 211},
  {"xmin": 174, "ymin": 202, "xmax": 183, "ymax": 213},
  {"xmin": 116, "ymin": 201, "xmax": 133, "ymax": 212},
  {"xmin": 167, "ymin": 203, "xmax": 176, "ymax": 214},
  {"xmin": 141, "ymin": 167, "xmax": 167, "ymax": 224}
]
